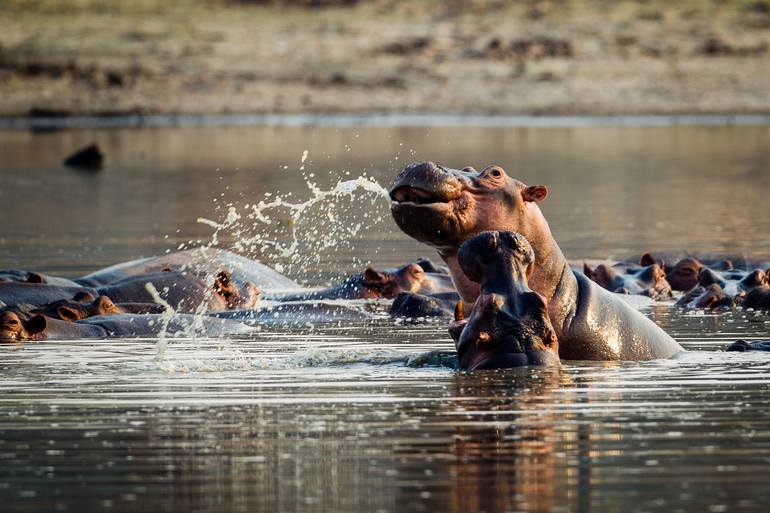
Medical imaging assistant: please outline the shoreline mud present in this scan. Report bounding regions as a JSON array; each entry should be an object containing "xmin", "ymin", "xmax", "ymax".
[{"xmin": 3, "ymin": 112, "xmax": 770, "ymax": 131}]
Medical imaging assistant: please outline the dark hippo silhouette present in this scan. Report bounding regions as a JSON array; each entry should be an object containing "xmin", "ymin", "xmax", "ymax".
[
  {"xmin": 743, "ymin": 286, "xmax": 770, "ymax": 311},
  {"xmin": 727, "ymin": 340, "xmax": 770, "ymax": 352},
  {"xmin": 273, "ymin": 260, "xmax": 454, "ymax": 301},
  {"xmin": 0, "ymin": 308, "xmax": 252, "ymax": 343},
  {"xmin": 449, "ymin": 231, "xmax": 559, "ymax": 370},
  {"xmin": 390, "ymin": 161, "xmax": 683, "ymax": 360},
  {"xmin": 389, "ymin": 291, "xmax": 461, "ymax": 319}
]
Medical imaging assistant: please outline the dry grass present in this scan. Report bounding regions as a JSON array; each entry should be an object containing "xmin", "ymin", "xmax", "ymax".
[{"xmin": 1, "ymin": 0, "xmax": 768, "ymax": 115}]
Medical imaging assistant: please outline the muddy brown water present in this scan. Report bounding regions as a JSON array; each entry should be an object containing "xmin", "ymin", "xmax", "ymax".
[{"xmin": 1, "ymin": 120, "xmax": 770, "ymax": 512}]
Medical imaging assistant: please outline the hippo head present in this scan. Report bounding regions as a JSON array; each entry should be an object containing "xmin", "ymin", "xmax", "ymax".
[
  {"xmin": 33, "ymin": 294, "xmax": 118, "ymax": 321},
  {"xmin": 213, "ymin": 270, "xmax": 260, "ymax": 310},
  {"xmin": 355, "ymin": 262, "xmax": 448, "ymax": 299},
  {"xmin": 390, "ymin": 162, "xmax": 548, "ymax": 253},
  {"xmin": 0, "ymin": 310, "xmax": 47, "ymax": 342},
  {"xmin": 450, "ymin": 231, "xmax": 559, "ymax": 370},
  {"xmin": 667, "ymin": 257, "xmax": 703, "ymax": 292}
]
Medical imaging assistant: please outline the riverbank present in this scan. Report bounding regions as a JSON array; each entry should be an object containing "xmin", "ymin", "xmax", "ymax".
[{"xmin": 1, "ymin": 0, "xmax": 769, "ymax": 117}]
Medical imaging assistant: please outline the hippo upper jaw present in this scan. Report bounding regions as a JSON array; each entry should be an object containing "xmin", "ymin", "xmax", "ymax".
[{"xmin": 390, "ymin": 162, "xmax": 486, "ymax": 250}]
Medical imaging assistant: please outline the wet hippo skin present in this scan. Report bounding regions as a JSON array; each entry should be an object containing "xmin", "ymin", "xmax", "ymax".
[
  {"xmin": 390, "ymin": 161, "xmax": 683, "ymax": 361},
  {"xmin": 450, "ymin": 231, "xmax": 560, "ymax": 370}
]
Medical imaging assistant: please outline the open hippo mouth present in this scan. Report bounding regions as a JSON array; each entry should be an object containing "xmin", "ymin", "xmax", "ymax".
[
  {"xmin": 390, "ymin": 186, "xmax": 447, "ymax": 205},
  {"xmin": 451, "ymin": 230, "xmax": 560, "ymax": 371},
  {"xmin": 389, "ymin": 161, "xmax": 471, "ymax": 248}
]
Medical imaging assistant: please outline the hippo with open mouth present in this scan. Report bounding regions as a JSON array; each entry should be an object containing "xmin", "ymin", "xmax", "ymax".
[
  {"xmin": 390, "ymin": 161, "xmax": 683, "ymax": 360},
  {"xmin": 450, "ymin": 231, "xmax": 559, "ymax": 370}
]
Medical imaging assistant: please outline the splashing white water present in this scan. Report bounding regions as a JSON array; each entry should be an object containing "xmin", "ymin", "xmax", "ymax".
[
  {"xmin": 196, "ymin": 175, "xmax": 393, "ymax": 283},
  {"xmin": 145, "ymin": 281, "xmax": 176, "ymax": 362}
]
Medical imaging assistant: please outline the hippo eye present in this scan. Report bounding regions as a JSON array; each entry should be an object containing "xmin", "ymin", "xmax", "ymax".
[
  {"xmin": 5, "ymin": 319, "xmax": 19, "ymax": 328},
  {"xmin": 490, "ymin": 169, "xmax": 502, "ymax": 177}
]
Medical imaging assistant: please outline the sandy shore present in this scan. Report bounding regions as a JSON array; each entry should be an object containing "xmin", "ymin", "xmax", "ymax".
[{"xmin": 1, "ymin": 0, "xmax": 769, "ymax": 117}]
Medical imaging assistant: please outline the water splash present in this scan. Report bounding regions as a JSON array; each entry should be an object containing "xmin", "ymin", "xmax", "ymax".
[
  {"xmin": 196, "ymin": 174, "xmax": 393, "ymax": 284},
  {"xmin": 145, "ymin": 281, "xmax": 176, "ymax": 362}
]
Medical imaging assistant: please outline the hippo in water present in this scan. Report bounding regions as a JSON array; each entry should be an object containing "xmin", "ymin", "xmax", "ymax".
[
  {"xmin": 271, "ymin": 259, "xmax": 454, "ymax": 301},
  {"xmin": 0, "ymin": 307, "xmax": 252, "ymax": 343},
  {"xmin": 583, "ymin": 260, "xmax": 672, "ymax": 299},
  {"xmin": 449, "ymin": 231, "xmax": 560, "ymax": 370},
  {"xmin": 390, "ymin": 161, "xmax": 683, "ymax": 360},
  {"xmin": 0, "ymin": 270, "xmax": 259, "ymax": 314}
]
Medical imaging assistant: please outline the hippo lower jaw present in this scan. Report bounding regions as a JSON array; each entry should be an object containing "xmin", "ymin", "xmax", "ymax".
[
  {"xmin": 391, "ymin": 193, "xmax": 474, "ymax": 250},
  {"xmin": 467, "ymin": 349, "xmax": 560, "ymax": 371}
]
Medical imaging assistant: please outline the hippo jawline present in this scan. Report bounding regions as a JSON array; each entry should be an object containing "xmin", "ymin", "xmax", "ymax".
[
  {"xmin": 458, "ymin": 333, "xmax": 558, "ymax": 370},
  {"xmin": 456, "ymin": 319, "xmax": 559, "ymax": 371}
]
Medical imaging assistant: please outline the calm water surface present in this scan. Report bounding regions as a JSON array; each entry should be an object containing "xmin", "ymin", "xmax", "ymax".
[{"xmin": 1, "ymin": 122, "xmax": 770, "ymax": 512}]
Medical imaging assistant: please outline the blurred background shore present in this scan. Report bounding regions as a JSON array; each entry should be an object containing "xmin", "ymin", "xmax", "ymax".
[{"xmin": 1, "ymin": 0, "xmax": 769, "ymax": 117}]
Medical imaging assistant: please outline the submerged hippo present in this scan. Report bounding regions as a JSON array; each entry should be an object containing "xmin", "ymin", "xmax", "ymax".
[
  {"xmin": 389, "ymin": 291, "xmax": 461, "ymax": 319},
  {"xmin": 272, "ymin": 260, "xmax": 454, "ymax": 301},
  {"xmin": 390, "ymin": 161, "xmax": 683, "ymax": 360},
  {"xmin": 676, "ymin": 284, "xmax": 734, "ymax": 310},
  {"xmin": 0, "ymin": 308, "xmax": 252, "ymax": 343},
  {"xmin": 0, "ymin": 269, "xmax": 80, "ymax": 287},
  {"xmin": 727, "ymin": 340, "xmax": 770, "ymax": 352},
  {"xmin": 0, "ymin": 270, "xmax": 258, "ymax": 314},
  {"xmin": 449, "ymin": 231, "xmax": 559, "ymax": 370}
]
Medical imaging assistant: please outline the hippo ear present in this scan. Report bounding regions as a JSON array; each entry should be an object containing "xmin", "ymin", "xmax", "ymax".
[
  {"xmin": 363, "ymin": 268, "xmax": 389, "ymax": 287},
  {"xmin": 583, "ymin": 263, "xmax": 594, "ymax": 279},
  {"xmin": 94, "ymin": 295, "xmax": 118, "ymax": 314},
  {"xmin": 213, "ymin": 270, "xmax": 236, "ymax": 297},
  {"xmin": 56, "ymin": 306, "xmax": 82, "ymax": 322},
  {"xmin": 593, "ymin": 265, "xmax": 611, "ymax": 287},
  {"xmin": 640, "ymin": 253, "xmax": 656, "ymax": 267},
  {"xmin": 215, "ymin": 270, "xmax": 232, "ymax": 287},
  {"xmin": 73, "ymin": 291, "xmax": 96, "ymax": 303},
  {"xmin": 26, "ymin": 272, "xmax": 45, "ymax": 284},
  {"xmin": 522, "ymin": 185, "xmax": 548, "ymax": 203},
  {"xmin": 27, "ymin": 314, "xmax": 47, "ymax": 335}
]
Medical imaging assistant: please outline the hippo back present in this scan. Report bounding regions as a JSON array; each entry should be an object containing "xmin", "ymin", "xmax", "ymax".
[
  {"xmin": 77, "ymin": 247, "xmax": 301, "ymax": 292},
  {"xmin": 561, "ymin": 272, "xmax": 683, "ymax": 360}
]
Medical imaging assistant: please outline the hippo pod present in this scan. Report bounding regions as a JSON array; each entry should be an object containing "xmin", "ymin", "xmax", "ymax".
[
  {"xmin": 673, "ymin": 259, "xmax": 770, "ymax": 310},
  {"xmin": 583, "ymin": 259, "xmax": 672, "ymax": 300},
  {"xmin": 390, "ymin": 161, "xmax": 683, "ymax": 361},
  {"xmin": 449, "ymin": 231, "xmax": 559, "ymax": 371}
]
